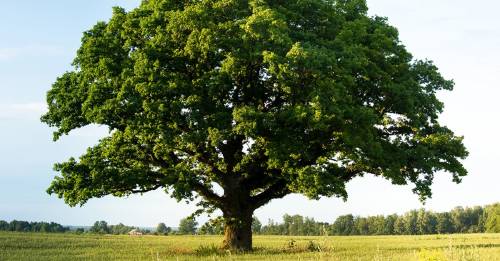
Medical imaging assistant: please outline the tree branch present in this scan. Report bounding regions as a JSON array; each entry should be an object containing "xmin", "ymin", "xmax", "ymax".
[
  {"xmin": 218, "ymin": 135, "xmax": 244, "ymax": 174},
  {"xmin": 172, "ymin": 147, "xmax": 226, "ymax": 177},
  {"xmin": 191, "ymin": 181, "xmax": 223, "ymax": 206},
  {"xmin": 250, "ymin": 179, "xmax": 290, "ymax": 209},
  {"xmin": 137, "ymin": 144, "xmax": 224, "ymax": 206}
]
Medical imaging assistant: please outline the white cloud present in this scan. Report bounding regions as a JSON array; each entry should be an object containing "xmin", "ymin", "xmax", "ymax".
[
  {"xmin": 0, "ymin": 102, "xmax": 47, "ymax": 119},
  {"xmin": 0, "ymin": 45, "xmax": 66, "ymax": 61}
]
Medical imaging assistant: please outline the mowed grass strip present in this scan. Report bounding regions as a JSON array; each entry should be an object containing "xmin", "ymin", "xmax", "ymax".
[{"xmin": 0, "ymin": 232, "xmax": 498, "ymax": 260}]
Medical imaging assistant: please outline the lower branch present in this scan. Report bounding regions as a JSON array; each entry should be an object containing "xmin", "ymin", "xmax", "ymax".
[
  {"xmin": 249, "ymin": 179, "xmax": 290, "ymax": 209},
  {"xmin": 191, "ymin": 181, "xmax": 223, "ymax": 207}
]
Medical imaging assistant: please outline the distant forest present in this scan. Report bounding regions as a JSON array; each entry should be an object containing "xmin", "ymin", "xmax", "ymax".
[
  {"xmin": 254, "ymin": 203, "xmax": 500, "ymax": 236},
  {"xmin": 198, "ymin": 202, "xmax": 499, "ymax": 236},
  {"xmin": 1, "ymin": 202, "xmax": 498, "ymax": 235},
  {"xmin": 0, "ymin": 221, "xmax": 68, "ymax": 233}
]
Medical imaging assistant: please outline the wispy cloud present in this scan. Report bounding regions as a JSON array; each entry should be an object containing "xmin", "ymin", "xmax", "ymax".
[
  {"xmin": 0, "ymin": 45, "xmax": 67, "ymax": 61},
  {"xmin": 0, "ymin": 102, "xmax": 47, "ymax": 119}
]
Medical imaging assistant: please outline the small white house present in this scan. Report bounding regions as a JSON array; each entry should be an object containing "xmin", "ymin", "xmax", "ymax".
[{"xmin": 128, "ymin": 229, "xmax": 143, "ymax": 236}]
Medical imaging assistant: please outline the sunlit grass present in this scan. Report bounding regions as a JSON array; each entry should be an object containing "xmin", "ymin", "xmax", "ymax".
[{"xmin": 0, "ymin": 232, "xmax": 498, "ymax": 260}]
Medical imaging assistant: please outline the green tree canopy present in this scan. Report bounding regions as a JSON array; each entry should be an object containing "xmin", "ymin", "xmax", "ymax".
[
  {"xmin": 485, "ymin": 203, "xmax": 500, "ymax": 233},
  {"xmin": 156, "ymin": 222, "xmax": 170, "ymax": 235},
  {"xmin": 89, "ymin": 221, "xmax": 110, "ymax": 234},
  {"xmin": 178, "ymin": 217, "xmax": 198, "ymax": 235},
  {"xmin": 42, "ymin": 0, "xmax": 467, "ymax": 250}
]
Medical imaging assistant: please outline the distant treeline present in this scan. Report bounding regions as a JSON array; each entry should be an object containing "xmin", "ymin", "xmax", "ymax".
[
  {"xmin": 253, "ymin": 203, "xmax": 500, "ymax": 236},
  {"xmin": 1, "ymin": 203, "xmax": 498, "ymax": 236},
  {"xmin": 0, "ymin": 220, "xmax": 69, "ymax": 233},
  {"xmin": 86, "ymin": 221, "xmax": 148, "ymax": 235},
  {"xmin": 197, "ymin": 203, "xmax": 500, "ymax": 236},
  {"xmin": 0, "ymin": 220, "xmax": 152, "ymax": 235}
]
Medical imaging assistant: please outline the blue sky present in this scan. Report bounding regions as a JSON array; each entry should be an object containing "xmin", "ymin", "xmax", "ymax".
[{"xmin": 0, "ymin": 0, "xmax": 499, "ymax": 227}]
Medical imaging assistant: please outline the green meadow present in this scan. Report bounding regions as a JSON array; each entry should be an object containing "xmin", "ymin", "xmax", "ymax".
[{"xmin": 0, "ymin": 232, "xmax": 498, "ymax": 260}]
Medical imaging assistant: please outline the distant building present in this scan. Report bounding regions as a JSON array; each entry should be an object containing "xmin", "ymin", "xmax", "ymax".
[{"xmin": 128, "ymin": 229, "xmax": 143, "ymax": 236}]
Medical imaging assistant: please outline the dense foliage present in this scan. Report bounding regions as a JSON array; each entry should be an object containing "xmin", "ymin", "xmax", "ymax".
[
  {"xmin": 41, "ymin": 0, "xmax": 468, "ymax": 250},
  {"xmin": 0, "ymin": 220, "xmax": 68, "ymax": 233}
]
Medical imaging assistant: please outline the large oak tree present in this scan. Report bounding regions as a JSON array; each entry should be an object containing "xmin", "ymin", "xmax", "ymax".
[{"xmin": 42, "ymin": 0, "xmax": 467, "ymax": 250}]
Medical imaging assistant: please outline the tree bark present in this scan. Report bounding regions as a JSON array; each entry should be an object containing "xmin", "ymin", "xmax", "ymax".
[
  {"xmin": 220, "ymin": 174, "xmax": 289, "ymax": 251},
  {"xmin": 222, "ymin": 209, "xmax": 253, "ymax": 251}
]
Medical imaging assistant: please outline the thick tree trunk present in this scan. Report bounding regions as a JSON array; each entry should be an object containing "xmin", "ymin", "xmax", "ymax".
[{"xmin": 222, "ymin": 209, "xmax": 253, "ymax": 251}]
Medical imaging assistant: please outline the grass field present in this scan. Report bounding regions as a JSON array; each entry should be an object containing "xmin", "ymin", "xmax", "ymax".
[{"xmin": 0, "ymin": 232, "xmax": 499, "ymax": 260}]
